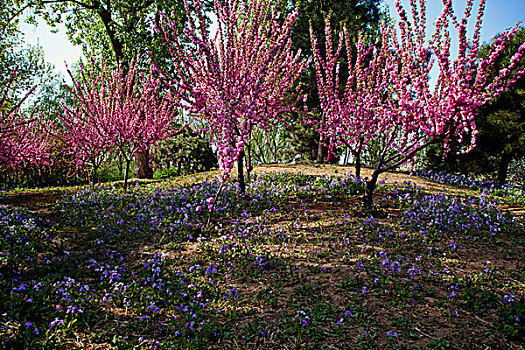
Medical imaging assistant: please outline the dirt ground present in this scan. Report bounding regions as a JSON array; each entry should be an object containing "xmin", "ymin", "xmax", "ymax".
[
  {"xmin": 252, "ymin": 163, "xmax": 525, "ymax": 217},
  {"xmin": 253, "ymin": 163, "xmax": 462, "ymax": 192},
  {"xmin": 2, "ymin": 163, "xmax": 524, "ymax": 217}
]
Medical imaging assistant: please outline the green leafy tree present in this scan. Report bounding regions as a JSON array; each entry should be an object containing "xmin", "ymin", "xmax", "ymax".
[
  {"xmin": 24, "ymin": 0, "xmax": 189, "ymax": 69},
  {"xmin": 152, "ymin": 126, "xmax": 218, "ymax": 177},
  {"xmin": 477, "ymin": 27, "xmax": 525, "ymax": 185},
  {"xmin": 1, "ymin": 2, "xmax": 55, "ymax": 102},
  {"xmin": 0, "ymin": 0, "xmax": 25, "ymax": 39}
]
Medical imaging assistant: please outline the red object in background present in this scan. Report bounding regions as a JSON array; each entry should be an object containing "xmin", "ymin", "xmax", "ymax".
[{"xmin": 326, "ymin": 151, "xmax": 336, "ymax": 163}]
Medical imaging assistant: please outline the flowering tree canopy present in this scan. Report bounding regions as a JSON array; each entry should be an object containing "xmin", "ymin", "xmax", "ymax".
[
  {"xmin": 310, "ymin": 19, "xmax": 394, "ymax": 178},
  {"xmin": 370, "ymin": 0, "xmax": 525, "ymax": 207},
  {"xmin": 390, "ymin": 0, "xmax": 525, "ymax": 157},
  {"xmin": 60, "ymin": 59, "xmax": 179, "ymax": 189},
  {"xmin": 312, "ymin": 0, "xmax": 525, "ymax": 210},
  {"xmin": 0, "ymin": 72, "xmax": 49, "ymax": 172},
  {"xmin": 59, "ymin": 63, "xmax": 114, "ymax": 182},
  {"xmin": 159, "ymin": 0, "xmax": 309, "ymax": 193}
]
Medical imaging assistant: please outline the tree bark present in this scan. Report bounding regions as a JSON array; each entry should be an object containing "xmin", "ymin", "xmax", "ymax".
[
  {"xmin": 363, "ymin": 169, "xmax": 381, "ymax": 213},
  {"xmin": 91, "ymin": 164, "xmax": 99, "ymax": 185},
  {"xmin": 317, "ymin": 137, "xmax": 325, "ymax": 164},
  {"xmin": 118, "ymin": 154, "xmax": 123, "ymax": 178},
  {"xmin": 344, "ymin": 147, "xmax": 350, "ymax": 165},
  {"xmin": 497, "ymin": 152, "xmax": 513, "ymax": 185},
  {"xmin": 246, "ymin": 142, "xmax": 253, "ymax": 182},
  {"xmin": 176, "ymin": 160, "xmax": 182, "ymax": 176},
  {"xmin": 95, "ymin": 2, "xmax": 124, "ymax": 67},
  {"xmin": 355, "ymin": 138, "xmax": 365, "ymax": 178},
  {"xmin": 238, "ymin": 150, "xmax": 246, "ymax": 194},
  {"xmin": 355, "ymin": 151, "xmax": 362, "ymax": 179},
  {"xmin": 123, "ymin": 159, "xmax": 131, "ymax": 192},
  {"xmin": 133, "ymin": 150, "xmax": 154, "ymax": 179},
  {"xmin": 317, "ymin": 113, "xmax": 325, "ymax": 164}
]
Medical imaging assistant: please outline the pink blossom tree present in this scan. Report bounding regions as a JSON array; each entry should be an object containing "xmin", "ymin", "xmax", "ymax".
[
  {"xmin": 0, "ymin": 72, "xmax": 49, "ymax": 173},
  {"xmin": 158, "ymin": 0, "xmax": 309, "ymax": 193},
  {"xmin": 310, "ymin": 19, "xmax": 394, "ymax": 178},
  {"xmin": 313, "ymin": 0, "xmax": 525, "ymax": 211},
  {"xmin": 58, "ymin": 63, "xmax": 115, "ymax": 183},
  {"xmin": 59, "ymin": 59, "xmax": 179, "ymax": 190}
]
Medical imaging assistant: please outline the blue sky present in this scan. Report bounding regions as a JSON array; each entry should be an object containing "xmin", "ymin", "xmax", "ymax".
[
  {"xmin": 19, "ymin": 16, "xmax": 82, "ymax": 82},
  {"xmin": 19, "ymin": 0, "xmax": 525, "ymax": 79},
  {"xmin": 383, "ymin": 0, "xmax": 525, "ymax": 41}
]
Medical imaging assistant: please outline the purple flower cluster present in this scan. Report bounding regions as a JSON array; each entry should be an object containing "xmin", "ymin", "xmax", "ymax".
[
  {"xmin": 2, "ymin": 171, "xmax": 522, "ymax": 347},
  {"xmin": 415, "ymin": 169, "xmax": 499, "ymax": 190},
  {"xmin": 415, "ymin": 169, "xmax": 525, "ymax": 205},
  {"xmin": 1, "ymin": 199, "xmax": 240, "ymax": 347},
  {"xmin": 0, "ymin": 206, "xmax": 53, "ymax": 268},
  {"xmin": 402, "ymin": 192, "xmax": 520, "ymax": 238}
]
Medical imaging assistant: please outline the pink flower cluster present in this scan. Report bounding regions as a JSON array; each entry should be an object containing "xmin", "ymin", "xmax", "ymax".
[
  {"xmin": 59, "ymin": 59, "xmax": 179, "ymax": 186},
  {"xmin": 159, "ymin": 0, "xmax": 308, "ymax": 177},
  {"xmin": 0, "ymin": 73, "xmax": 49, "ymax": 171},
  {"xmin": 312, "ymin": 0, "xmax": 525, "ymax": 175}
]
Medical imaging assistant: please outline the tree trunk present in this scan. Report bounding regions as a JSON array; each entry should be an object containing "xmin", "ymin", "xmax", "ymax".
[
  {"xmin": 497, "ymin": 152, "xmax": 513, "ymax": 185},
  {"xmin": 246, "ymin": 142, "xmax": 253, "ymax": 182},
  {"xmin": 118, "ymin": 154, "xmax": 123, "ymax": 178},
  {"xmin": 355, "ymin": 150, "xmax": 362, "ymax": 179},
  {"xmin": 123, "ymin": 159, "xmax": 131, "ymax": 192},
  {"xmin": 363, "ymin": 169, "xmax": 381, "ymax": 213},
  {"xmin": 317, "ymin": 113, "xmax": 325, "ymax": 164},
  {"xmin": 176, "ymin": 160, "xmax": 182, "ymax": 176},
  {"xmin": 133, "ymin": 150, "xmax": 154, "ymax": 179},
  {"xmin": 355, "ymin": 138, "xmax": 365, "ymax": 178},
  {"xmin": 96, "ymin": 4, "xmax": 125, "ymax": 68},
  {"xmin": 317, "ymin": 137, "xmax": 325, "ymax": 164},
  {"xmin": 91, "ymin": 164, "xmax": 99, "ymax": 185},
  {"xmin": 238, "ymin": 150, "xmax": 246, "ymax": 194}
]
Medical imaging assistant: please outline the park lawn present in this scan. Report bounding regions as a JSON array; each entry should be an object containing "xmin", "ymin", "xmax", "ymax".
[{"xmin": 0, "ymin": 167, "xmax": 524, "ymax": 349}]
